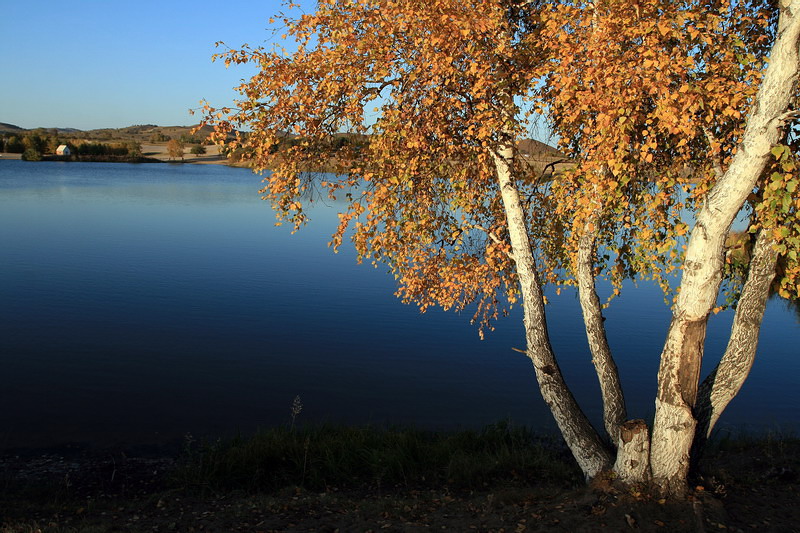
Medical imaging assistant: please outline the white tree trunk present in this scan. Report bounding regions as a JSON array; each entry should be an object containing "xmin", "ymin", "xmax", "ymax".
[
  {"xmin": 694, "ymin": 230, "xmax": 779, "ymax": 450},
  {"xmin": 650, "ymin": 2, "xmax": 800, "ymax": 495},
  {"xmin": 577, "ymin": 219, "xmax": 627, "ymax": 445},
  {"xmin": 494, "ymin": 145, "xmax": 612, "ymax": 479}
]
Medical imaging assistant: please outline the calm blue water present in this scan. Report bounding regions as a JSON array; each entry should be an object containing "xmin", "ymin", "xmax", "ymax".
[{"xmin": 0, "ymin": 160, "xmax": 798, "ymax": 450}]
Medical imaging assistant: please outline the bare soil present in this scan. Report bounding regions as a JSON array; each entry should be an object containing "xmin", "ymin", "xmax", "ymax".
[{"xmin": 139, "ymin": 143, "xmax": 226, "ymax": 165}]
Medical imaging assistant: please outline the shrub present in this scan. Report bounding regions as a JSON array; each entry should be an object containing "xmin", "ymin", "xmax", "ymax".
[
  {"xmin": 4, "ymin": 136, "xmax": 25, "ymax": 153},
  {"xmin": 21, "ymin": 148, "xmax": 43, "ymax": 161}
]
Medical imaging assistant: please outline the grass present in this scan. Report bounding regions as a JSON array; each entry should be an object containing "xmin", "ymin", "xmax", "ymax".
[
  {"xmin": 0, "ymin": 422, "xmax": 582, "ymax": 532},
  {"xmin": 171, "ymin": 420, "xmax": 582, "ymax": 493},
  {"xmin": 699, "ymin": 428, "xmax": 800, "ymax": 486}
]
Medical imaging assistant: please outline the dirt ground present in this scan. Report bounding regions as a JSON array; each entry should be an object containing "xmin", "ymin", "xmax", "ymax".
[
  {"xmin": 1, "ymin": 443, "xmax": 798, "ymax": 533},
  {"xmin": 139, "ymin": 143, "xmax": 226, "ymax": 165}
]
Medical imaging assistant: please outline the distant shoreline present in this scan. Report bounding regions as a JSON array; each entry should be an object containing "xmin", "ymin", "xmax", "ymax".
[
  {"xmin": 0, "ymin": 144, "xmax": 234, "ymax": 166},
  {"xmin": 0, "ymin": 153, "xmax": 232, "ymax": 166}
]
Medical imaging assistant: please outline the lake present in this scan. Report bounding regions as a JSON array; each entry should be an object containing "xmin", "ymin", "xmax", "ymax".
[{"xmin": 1, "ymin": 160, "xmax": 798, "ymax": 451}]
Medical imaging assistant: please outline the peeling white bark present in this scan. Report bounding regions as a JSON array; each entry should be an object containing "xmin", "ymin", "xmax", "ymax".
[
  {"xmin": 650, "ymin": 2, "xmax": 800, "ymax": 495},
  {"xmin": 695, "ymin": 231, "xmax": 779, "ymax": 446},
  {"xmin": 613, "ymin": 419, "xmax": 651, "ymax": 485},
  {"xmin": 494, "ymin": 145, "xmax": 612, "ymax": 479},
  {"xmin": 577, "ymin": 219, "xmax": 627, "ymax": 445}
]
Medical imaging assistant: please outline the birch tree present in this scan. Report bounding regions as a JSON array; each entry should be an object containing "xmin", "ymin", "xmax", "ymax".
[{"xmin": 202, "ymin": 0, "xmax": 800, "ymax": 496}]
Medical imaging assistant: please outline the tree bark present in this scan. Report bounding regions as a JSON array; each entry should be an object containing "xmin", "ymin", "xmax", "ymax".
[
  {"xmin": 577, "ymin": 218, "xmax": 627, "ymax": 445},
  {"xmin": 494, "ymin": 145, "xmax": 613, "ymax": 479},
  {"xmin": 613, "ymin": 419, "xmax": 651, "ymax": 484},
  {"xmin": 650, "ymin": 2, "xmax": 800, "ymax": 496},
  {"xmin": 693, "ymin": 230, "xmax": 779, "ymax": 455}
]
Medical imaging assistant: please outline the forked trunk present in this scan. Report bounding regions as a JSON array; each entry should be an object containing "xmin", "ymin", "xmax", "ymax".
[
  {"xmin": 650, "ymin": 3, "xmax": 800, "ymax": 495},
  {"xmin": 494, "ymin": 145, "xmax": 612, "ymax": 479}
]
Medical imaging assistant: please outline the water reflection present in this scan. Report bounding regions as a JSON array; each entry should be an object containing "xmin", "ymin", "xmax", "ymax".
[
  {"xmin": 0, "ymin": 160, "xmax": 798, "ymax": 451},
  {"xmin": 781, "ymin": 295, "xmax": 800, "ymax": 324}
]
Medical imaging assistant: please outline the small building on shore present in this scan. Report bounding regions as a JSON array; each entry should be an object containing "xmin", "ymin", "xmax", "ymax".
[{"xmin": 56, "ymin": 144, "xmax": 71, "ymax": 156}]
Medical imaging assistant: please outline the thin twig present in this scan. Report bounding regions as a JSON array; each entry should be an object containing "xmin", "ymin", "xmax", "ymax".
[{"xmin": 466, "ymin": 224, "xmax": 515, "ymax": 260}]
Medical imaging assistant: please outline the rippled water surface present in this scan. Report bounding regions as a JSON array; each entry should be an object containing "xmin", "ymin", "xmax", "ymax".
[{"xmin": 1, "ymin": 160, "xmax": 798, "ymax": 450}]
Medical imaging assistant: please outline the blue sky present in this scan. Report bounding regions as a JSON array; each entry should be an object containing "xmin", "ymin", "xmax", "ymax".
[{"xmin": 1, "ymin": 0, "xmax": 313, "ymax": 130}]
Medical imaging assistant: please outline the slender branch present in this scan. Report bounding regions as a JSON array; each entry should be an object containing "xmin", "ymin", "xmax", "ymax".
[
  {"xmin": 773, "ymin": 107, "xmax": 800, "ymax": 127},
  {"xmin": 494, "ymin": 143, "xmax": 612, "ymax": 479},
  {"xmin": 576, "ymin": 216, "xmax": 628, "ymax": 445},
  {"xmin": 702, "ymin": 126, "xmax": 724, "ymax": 180},
  {"xmin": 466, "ymin": 223, "xmax": 515, "ymax": 260},
  {"xmin": 363, "ymin": 77, "xmax": 402, "ymax": 97}
]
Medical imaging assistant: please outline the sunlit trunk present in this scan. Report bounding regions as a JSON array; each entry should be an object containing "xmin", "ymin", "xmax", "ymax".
[
  {"xmin": 494, "ymin": 145, "xmax": 612, "ymax": 479},
  {"xmin": 693, "ymin": 230, "xmax": 779, "ymax": 456},
  {"xmin": 650, "ymin": 3, "xmax": 800, "ymax": 495},
  {"xmin": 576, "ymin": 218, "xmax": 627, "ymax": 445}
]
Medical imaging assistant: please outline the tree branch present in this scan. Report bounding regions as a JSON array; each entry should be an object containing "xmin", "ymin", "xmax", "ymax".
[
  {"xmin": 494, "ymin": 143, "xmax": 612, "ymax": 479},
  {"xmin": 576, "ymin": 216, "xmax": 628, "ymax": 445},
  {"xmin": 651, "ymin": 1, "xmax": 800, "ymax": 494},
  {"xmin": 693, "ymin": 229, "xmax": 779, "ymax": 452},
  {"xmin": 702, "ymin": 126, "xmax": 724, "ymax": 180},
  {"xmin": 466, "ymin": 223, "xmax": 515, "ymax": 260}
]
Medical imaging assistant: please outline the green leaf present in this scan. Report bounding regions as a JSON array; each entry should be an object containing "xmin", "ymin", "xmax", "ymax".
[{"xmin": 771, "ymin": 144, "xmax": 789, "ymax": 161}]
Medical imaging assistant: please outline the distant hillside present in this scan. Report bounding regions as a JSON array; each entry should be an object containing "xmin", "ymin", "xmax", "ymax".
[
  {"xmin": 0, "ymin": 123, "xmax": 212, "ymax": 143},
  {"xmin": 0, "ymin": 122, "xmax": 25, "ymax": 134},
  {"xmin": 0, "ymin": 123, "xmax": 88, "ymax": 135},
  {"xmin": 76, "ymin": 124, "xmax": 213, "ymax": 143},
  {"xmin": 517, "ymin": 138, "xmax": 564, "ymax": 159}
]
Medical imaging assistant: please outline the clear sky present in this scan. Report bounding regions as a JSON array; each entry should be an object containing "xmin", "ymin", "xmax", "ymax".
[{"xmin": 1, "ymin": 0, "xmax": 313, "ymax": 130}]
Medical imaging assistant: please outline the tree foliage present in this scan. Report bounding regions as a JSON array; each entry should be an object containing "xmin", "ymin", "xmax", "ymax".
[
  {"xmin": 21, "ymin": 148, "xmax": 43, "ymax": 161},
  {"xmin": 203, "ymin": 0, "xmax": 800, "ymax": 494},
  {"xmin": 74, "ymin": 141, "xmax": 132, "ymax": 156},
  {"xmin": 536, "ymin": 0, "xmax": 796, "ymax": 301},
  {"xmin": 166, "ymin": 138, "xmax": 185, "ymax": 160},
  {"xmin": 206, "ymin": 0, "xmax": 548, "ymax": 330},
  {"xmin": 2, "ymin": 135, "xmax": 25, "ymax": 153}
]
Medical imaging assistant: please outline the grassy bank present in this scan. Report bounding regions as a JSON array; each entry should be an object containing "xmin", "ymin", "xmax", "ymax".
[
  {"xmin": 172, "ymin": 422, "xmax": 578, "ymax": 493},
  {"xmin": 1, "ymin": 423, "xmax": 798, "ymax": 532}
]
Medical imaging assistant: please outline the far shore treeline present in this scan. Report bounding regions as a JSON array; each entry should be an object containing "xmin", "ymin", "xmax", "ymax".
[
  {"xmin": 0, "ymin": 123, "xmax": 213, "ymax": 163},
  {"xmin": 0, "ymin": 122, "xmax": 567, "ymax": 170}
]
